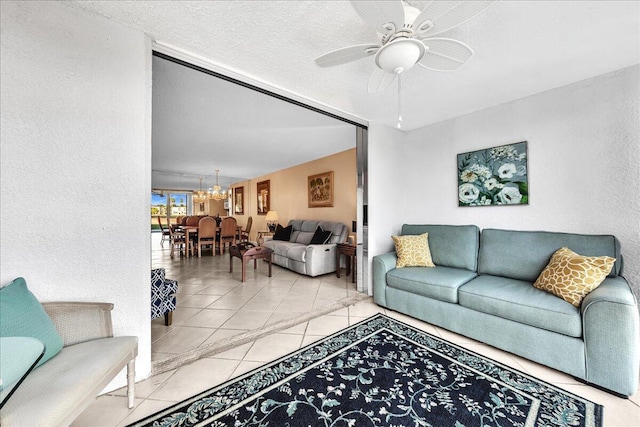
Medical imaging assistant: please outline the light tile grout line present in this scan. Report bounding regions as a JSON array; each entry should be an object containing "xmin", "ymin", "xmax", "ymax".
[{"xmin": 151, "ymin": 293, "xmax": 371, "ymax": 376}]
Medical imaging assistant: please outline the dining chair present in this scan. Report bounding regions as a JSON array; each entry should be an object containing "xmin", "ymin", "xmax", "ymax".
[
  {"xmin": 239, "ymin": 216, "xmax": 253, "ymax": 242},
  {"xmin": 197, "ymin": 216, "xmax": 217, "ymax": 257},
  {"xmin": 168, "ymin": 224, "xmax": 186, "ymax": 259},
  {"xmin": 184, "ymin": 215, "xmax": 200, "ymax": 255},
  {"xmin": 217, "ymin": 217, "xmax": 237, "ymax": 255},
  {"xmin": 185, "ymin": 216, "xmax": 200, "ymax": 226},
  {"xmin": 157, "ymin": 216, "xmax": 171, "ymax": 247}
]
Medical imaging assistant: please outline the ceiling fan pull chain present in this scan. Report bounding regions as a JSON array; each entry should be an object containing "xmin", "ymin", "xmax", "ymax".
[{"xmin": 397, "ymin": 72, "xmax": 403, "ymax": 129}]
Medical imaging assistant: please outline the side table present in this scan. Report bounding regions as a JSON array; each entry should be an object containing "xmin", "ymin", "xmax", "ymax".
[
  {"xmin": 229, "ymin": 243, "xmax": 273, "ymax": 282},
  {"xmin": 336, "ymin": 243, "xmax": 357, "ymax": 283}
]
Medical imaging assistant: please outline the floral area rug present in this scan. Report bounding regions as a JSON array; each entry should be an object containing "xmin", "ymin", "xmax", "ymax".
[{"xmin": 129, "ymin": 313, "xmax": 602, "ymax": 427}]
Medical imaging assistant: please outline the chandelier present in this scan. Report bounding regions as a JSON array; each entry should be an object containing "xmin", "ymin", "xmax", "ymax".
[
  {"xmin": 208, "ymin": 169, "xmax": 228, "ymax": 201},
  {"xmin": 193, "ymin": 176, "xmax": 208, "ymax": 204}
]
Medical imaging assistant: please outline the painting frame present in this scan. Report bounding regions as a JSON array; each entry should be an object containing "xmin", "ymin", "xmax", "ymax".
[
  {"xmin": 457, "ymin": 141, "xmax": 528, "ymax": 207},
  {"xmin": 256, "ymin": 180, "xmax": 270, "ymax": 215},
  {"xmin": 308, "ymin": 171, "xmax": 334, "ymax": 208},
  {"xmin": 234, "ymin": 187, "xmax": 244, "ymax": 215}
]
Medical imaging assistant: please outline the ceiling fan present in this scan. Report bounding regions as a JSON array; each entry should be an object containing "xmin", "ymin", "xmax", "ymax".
[{"xmin": 314, "ymin": 1, "xmax": 496, "ymax": 94}]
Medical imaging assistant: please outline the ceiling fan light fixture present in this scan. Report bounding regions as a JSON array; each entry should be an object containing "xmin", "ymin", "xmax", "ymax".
[{"xmin": 374, "ymin": 38, "xmax": 425, "ymax": 74}]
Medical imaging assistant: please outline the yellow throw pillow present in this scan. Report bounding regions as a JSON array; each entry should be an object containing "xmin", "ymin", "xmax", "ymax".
[
  {"xmin": 533, "ymin": 247, "xmax": 615, "ymax": 307},
  {"xmin": 392, "ymin": 233, "xmax": 435, "ymax": 268}
]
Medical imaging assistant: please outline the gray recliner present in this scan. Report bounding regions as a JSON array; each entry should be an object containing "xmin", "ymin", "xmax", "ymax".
[{"xmin": 262, "ymin": 219, "xmax": 348, "ymax": 276}]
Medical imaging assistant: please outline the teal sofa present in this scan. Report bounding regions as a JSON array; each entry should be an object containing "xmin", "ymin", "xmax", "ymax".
[{"xmin": 372, "ymin": 224, "xmax": 639, "ymax": 397}]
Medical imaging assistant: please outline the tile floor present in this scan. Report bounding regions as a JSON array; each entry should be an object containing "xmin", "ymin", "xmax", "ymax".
[
  {"xmin": 72, "ymin": 234, "xmax": 640, "ymax": 427},
  {"xmin": 147, "ymin": 233, "xmax": 362, "ymax": 366}
]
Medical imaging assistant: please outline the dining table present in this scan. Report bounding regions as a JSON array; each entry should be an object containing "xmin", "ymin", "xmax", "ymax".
[{"xmin": 177, "ymin": 225, "xmax": 243, "ymax": 257}]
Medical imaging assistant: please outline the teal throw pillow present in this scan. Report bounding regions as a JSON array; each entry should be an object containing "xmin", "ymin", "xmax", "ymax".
[
  {"xmin": 0, "ymin": 337, "xmax": 44, "ymax": 392},
  {"xmin": 0, "ymin": 277, "xmax": 64, "ymax": 368}
]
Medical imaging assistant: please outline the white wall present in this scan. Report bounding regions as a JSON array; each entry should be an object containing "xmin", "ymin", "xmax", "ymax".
[
  {"xmin": 0, "ymin": 1, "xmax": 152, "ymax": 386},
  {"xmin": 366, "ymin": 123, "xmax": 406, "ymax": 293},
  {"xmin": 367, "ymin": 65, "xmax": 640, "ymax": 300}
]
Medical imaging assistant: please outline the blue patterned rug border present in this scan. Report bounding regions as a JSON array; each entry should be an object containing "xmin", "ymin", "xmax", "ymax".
[{"xmin": 129, "ymin": 313, "xmax": 603, "ymax": 427}]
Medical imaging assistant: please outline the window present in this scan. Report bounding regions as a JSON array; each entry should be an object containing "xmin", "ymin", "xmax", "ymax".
[{"xmin": 151, "ymin": 192, "xmax": 190, "ymax": 230}]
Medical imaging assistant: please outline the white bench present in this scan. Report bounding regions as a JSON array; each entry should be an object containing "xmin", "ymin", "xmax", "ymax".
[{"xmin": 0, "ymin": 302, "xmax": 138, "ymax": 426}]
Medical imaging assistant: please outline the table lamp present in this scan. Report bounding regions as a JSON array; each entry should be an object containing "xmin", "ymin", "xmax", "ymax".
[{"xmin": 265, "ymin": 210, "xmax": 279, "ymax": 232}]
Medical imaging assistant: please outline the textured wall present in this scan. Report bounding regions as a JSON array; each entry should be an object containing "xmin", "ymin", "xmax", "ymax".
[
  {"xmin": 368, "ymin": 65, "xmax": 640, "ymax": 300},
  {"xmin": 0, "ymin": 1, "xmax": 152, "ymax": 386}
]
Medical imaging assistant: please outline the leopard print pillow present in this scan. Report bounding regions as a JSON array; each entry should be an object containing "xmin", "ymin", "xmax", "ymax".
[
  {"xmin": 533, "ymin": 247, "xmax": 615, "ymax": 307},
  {"xmin": 392, "ymin": 233, "xmax": 435, "ymax": 268}
]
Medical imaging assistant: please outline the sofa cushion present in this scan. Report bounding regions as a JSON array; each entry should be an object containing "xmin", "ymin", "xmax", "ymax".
[
  {"xmin": 458, "ymin": 275, "xmax": 582, "ymax": 337},
  {"xmin": 401, "ymin": 224, "xmax": 479, "ymax": 271},
  {"xmin": 533, "ymin": 247, "xmax": 615, "ymax": 307},
  {"xmin": 288, "ymin": 220, "xmax": 305, "ymax": 231},
  {"xmin": 295, "ymin": 231, "xmax": 315, "ymax": 245},
  {"xmin": 0, "ymin": 278, "xmax": 64, "ymax": 368},
  {"xmin": 478, "ymin": 229, "xmax": 621, "ymax": 281},
  {"xmin": 266, "ymin": 241, "xmax": 295, "ymax": 257},
  {"xmin": 285, "ymin": 245, "xmax": 307, "ymax": 262},
  {"xmin": 273, "ymin": 224, "xmax": 293, "ymax": 241},
  {"xmin": 392, "ymin": 233, "xmax": 435, "ymax": 268},
  {"xmin": 318, "ymin": 221, "xmax": 347, "ymax": 244},
  {"xmin": 289, "ymin": 220, "xmax": 316, "ymax": 243},
  {"xmin": 386, "ymin": 266, "xmax": 477, "ymax": 303}
]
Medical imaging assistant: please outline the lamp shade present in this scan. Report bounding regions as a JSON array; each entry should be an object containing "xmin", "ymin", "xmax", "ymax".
[{"xmin": 265, "ymin": 211, "xmax": 279, "ymax": 222}]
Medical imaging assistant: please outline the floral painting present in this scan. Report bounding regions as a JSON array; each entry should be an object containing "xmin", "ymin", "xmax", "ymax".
[
  {"xmin": 308, "ymin": 171, "xmax": 334, "ymax": 208},
  {"xmin": 458, "ymin": 141, "xmax": 528, "ymax": 207}
]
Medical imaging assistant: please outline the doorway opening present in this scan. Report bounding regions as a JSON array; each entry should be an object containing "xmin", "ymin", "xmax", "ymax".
[{"xmin": 150, "ymin": 50, "xmax": 369, "ymax": 374}]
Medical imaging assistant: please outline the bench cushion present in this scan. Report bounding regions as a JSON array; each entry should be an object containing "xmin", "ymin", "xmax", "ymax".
[
  {"xmin": 0, "ymin": 336, "xmax": 137, "ymax": 426},
  {"xmin": 386, "ymin": 266, "xmax": 477, "ymax": 303},
  {"xmin": 459, "ymin": 275, "xmax": 582, "ymax": 337}
]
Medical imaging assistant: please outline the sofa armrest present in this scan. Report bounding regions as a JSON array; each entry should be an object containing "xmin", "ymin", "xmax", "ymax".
[
  {"xmin": 42, "ymin": 302, "xmax": 114, "ymax": 347},
  {"xmin": 372, "ymin": 252, "xmax": 398, "ymax": 307},
  {"xmin": 304, "ymin": 244, "xmax": 337, "ymax": 276},
  {"xmin": 581, "ymin": 277, "xmax": 640, "ymax": 396}
]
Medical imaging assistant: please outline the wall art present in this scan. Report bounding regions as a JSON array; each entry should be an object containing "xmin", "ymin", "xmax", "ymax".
[
  {"xmin": 234, "ymin": 186, "xmax": 244, "ymax": 215},
  {"xmin": 308, "ymin": 171, "xmax": 334, "ymax": 208},
  {"xmin": 257, "ymin": 180, "xmax": 270, "ymax": 215},
  {"xmin": 457, "ymin": 141, "xmax": 528, "ymax": 207}
]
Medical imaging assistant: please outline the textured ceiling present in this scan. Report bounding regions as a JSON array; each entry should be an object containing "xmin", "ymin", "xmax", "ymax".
[{"xmin": 66, "ymin": 0, "xmax": 640, "ymax": 190}]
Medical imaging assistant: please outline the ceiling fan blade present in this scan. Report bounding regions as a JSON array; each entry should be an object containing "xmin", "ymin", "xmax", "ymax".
[
  {"xmin": 314, "ymin": 44, "xmax": 380, "ymax": 67},
  {"xmin": 418, "ymin": 38, "xmax": 473, "ymax": 71},
  {"xmin": 413, "ymin": 1, "xmax": 496, "ymax": 38},
  {"xmin": 367, "ymin": 67, "xmax": 397, "ymax": 93},
  {"xmin": 350, "ymin": 0, "xmax": 405, "ymax": 35}
]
